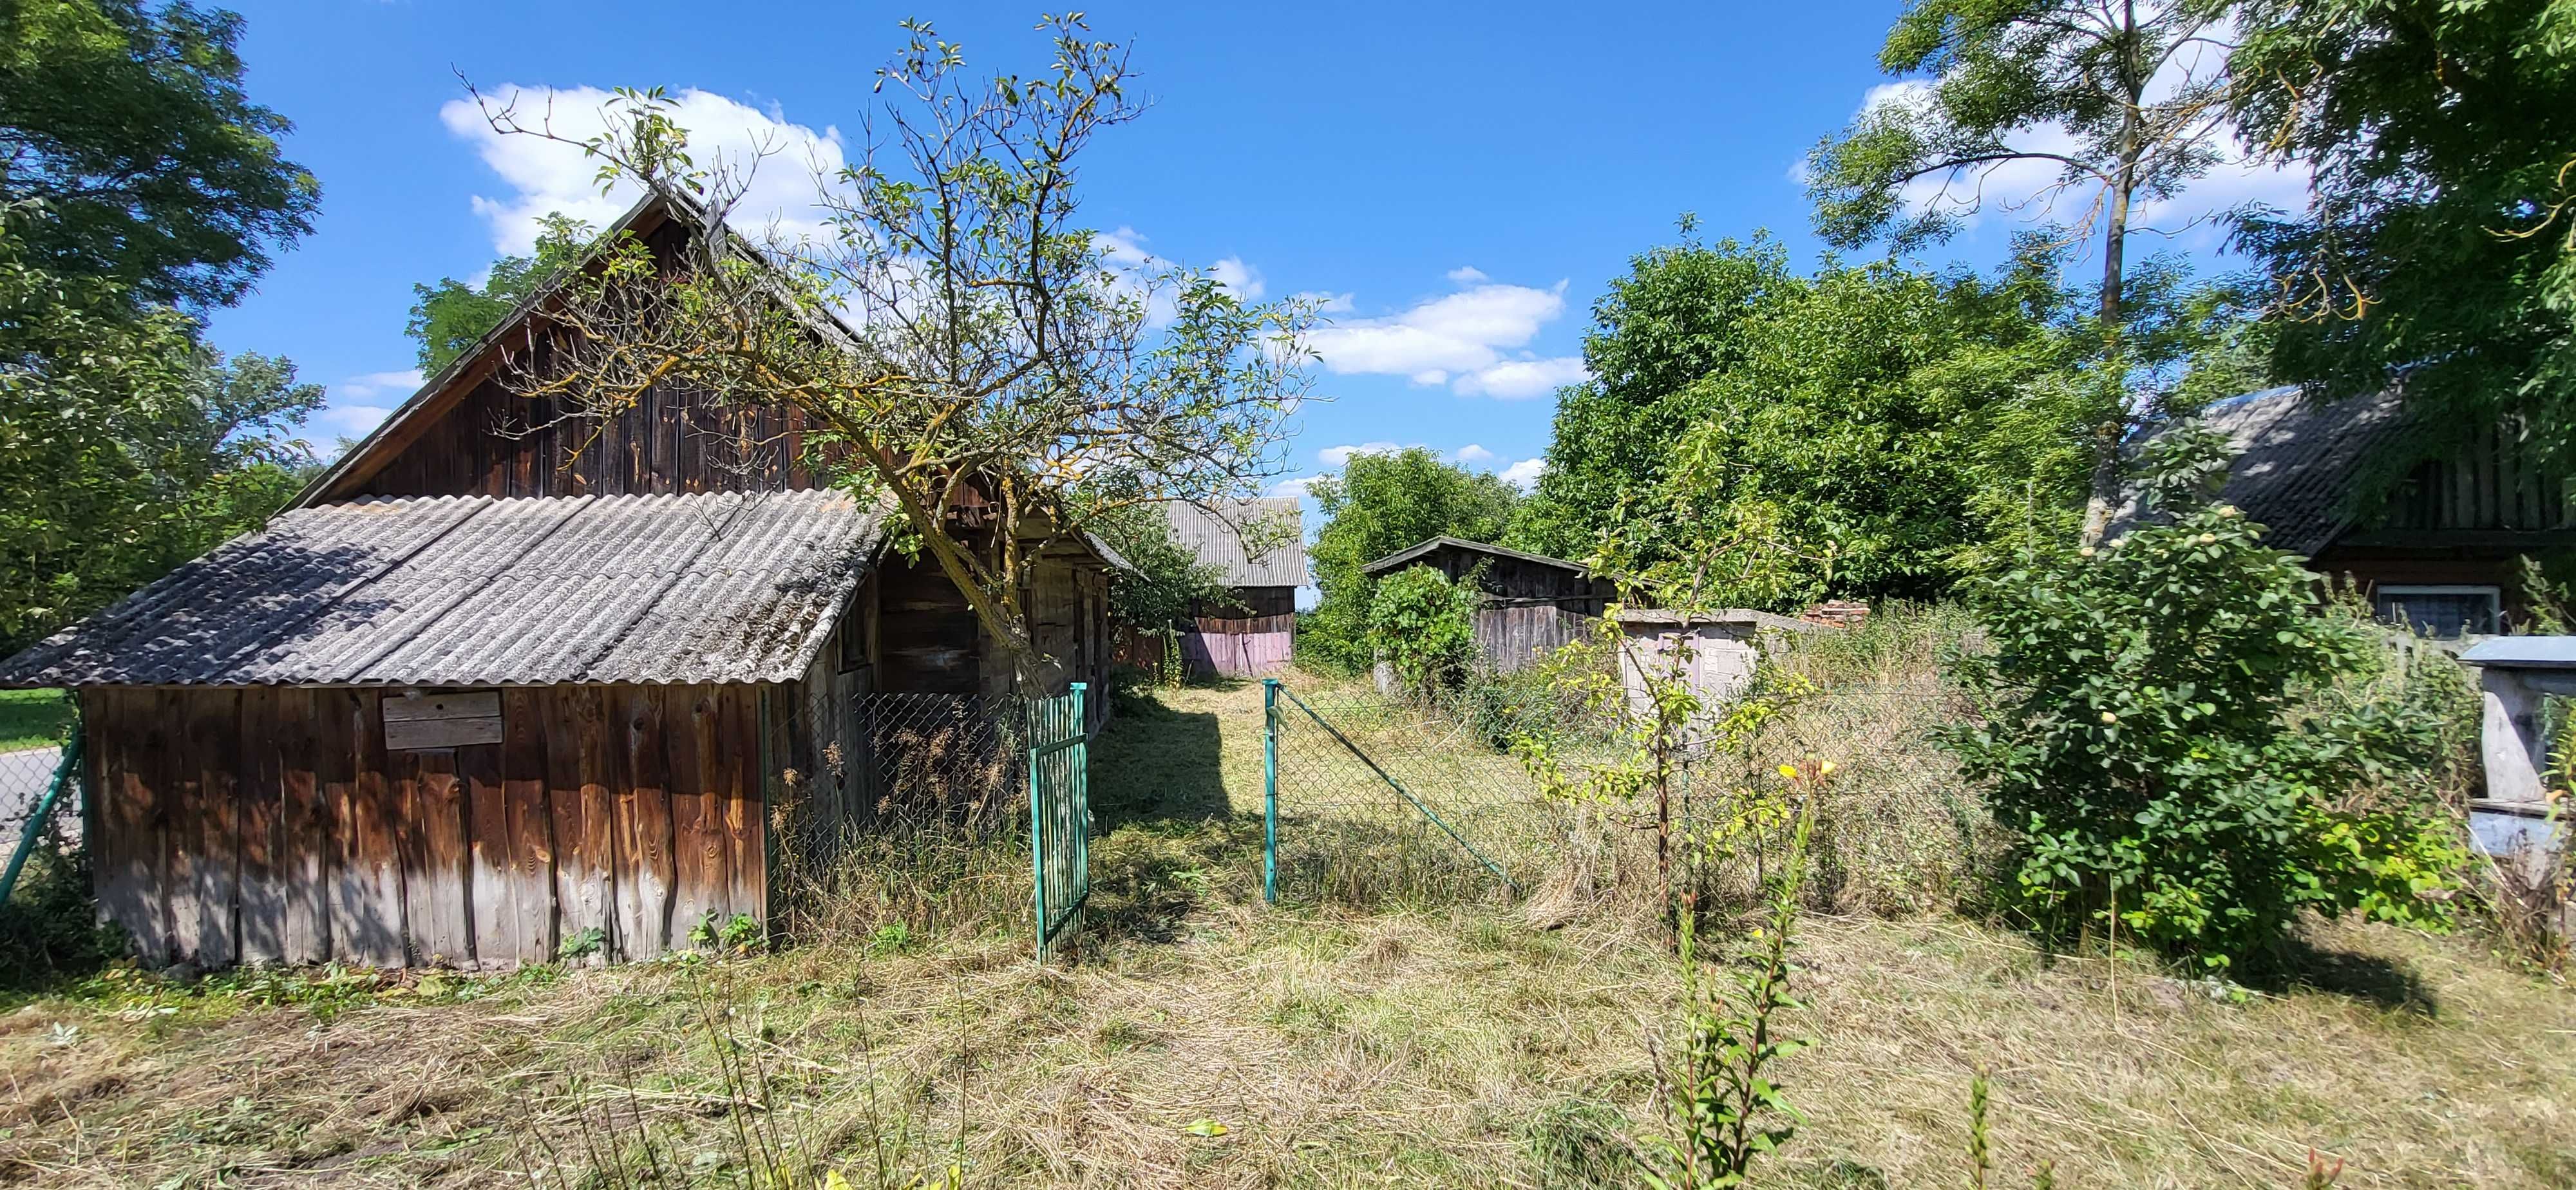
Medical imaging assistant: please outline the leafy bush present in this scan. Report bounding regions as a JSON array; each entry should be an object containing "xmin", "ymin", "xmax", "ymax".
[
  {"xmin": 1946, "ymin": 426, "xmax": 2466, "ymax": 968},
  {"xmin": 1368, "ymin": 565, "xmax": 1482, "ymax": 695}
]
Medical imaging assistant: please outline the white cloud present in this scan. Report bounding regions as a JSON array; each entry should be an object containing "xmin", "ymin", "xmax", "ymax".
[
  {"xmin": 1294, "ymin": 290, "xmax": 1356, "ymax": 314},
  {"xmin": 334, "ymin": 370, "xmax": 424, "ymax": 401},
  {"xmin": 1499, "ymin": 458, "xmax": 1546, "ymax": 489},
  {"xmin": 439, "ymin": 86, "xmax": 851, "ymax": 254},
  {"xmin": 1445, "ymin": 265, "xmax": 1488, "ymax": 284},
  {"xmin": 1454, "ymin": 444, "xmax": 1495, "ymax": 464},
  {"xmin": 1455, "ymin": 356, "xmax": 1590, "ymax": 400},
  {"xmin": 1303, "ymin": 278, "xmax": 1587, "ymax": 399},
  {"xmin": 1831, "ymin": 35, "xmax": 2310, "ymax": 252},
  {"xmin": 1268, "ymin": 475, "xmax": 1327, "ymax": 498},
  {"xmin": 314, "ymin": 404, "xmax": 397, "ymax": 440},
  {"xmin": 1209, "ymin": 256, "xmax": 1265, "ymax": 299},
  {"xmin": 1318, "ymin": 441, "xmax": 1403, "ymax": 467}
]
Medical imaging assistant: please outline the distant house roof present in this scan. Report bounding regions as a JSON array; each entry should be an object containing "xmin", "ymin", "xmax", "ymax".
[
  {"xmin": 2175, "ymin": 385, "xmax": 2410, "ymax": 555},
  {"xmin": 1360, "ymin": 536, "xmax": 1590, "ymax": 578},
  {"xmin": 1164, "ymin": 498, "xmax": 1307, "ymax": 587},
  {"xmin": 0, "ymin": 490, "xmax": 889, "ymax": 688}
]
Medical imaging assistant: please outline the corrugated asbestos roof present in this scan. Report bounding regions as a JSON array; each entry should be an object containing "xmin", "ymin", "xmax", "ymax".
[
  {"xmin": 0, "ymin": 490, "xmax": 889, "ymax": 688},
  {"xmin": 1164, "ymin": 498, "xmax": 1307, "ymax": 587},
  {"xmin": 2196, "ymin": 385, "xmax": 2409, "ymax": 555}
]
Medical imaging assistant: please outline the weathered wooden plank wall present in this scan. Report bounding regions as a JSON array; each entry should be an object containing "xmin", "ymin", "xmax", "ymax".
[{"xmin": 79, "ymin": 683, "xmax": 765, "ymax": 971}]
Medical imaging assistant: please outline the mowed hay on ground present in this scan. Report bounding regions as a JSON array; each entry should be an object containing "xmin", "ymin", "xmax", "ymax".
[{"xmin": 0, "ymin": 677, "xmax": 2568, "ymax": 1188}]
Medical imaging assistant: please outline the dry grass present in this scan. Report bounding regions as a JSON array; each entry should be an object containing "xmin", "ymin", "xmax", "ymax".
[{"xmin": 0, "ymin": 671, "xmax": 2568, "ymax": 1188}]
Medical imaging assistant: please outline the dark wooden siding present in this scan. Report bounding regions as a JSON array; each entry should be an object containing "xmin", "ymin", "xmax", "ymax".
[
  {"xmin": 348, "ymin": 373, "xmax": 822, "ymax": 500},
  {"xmin": 82, "ymin": 683, "xmax": 766, "ymax": 970},
  {"xmin": 878, "ymin": 556, "xmax": 983, "ymax": 695},
  {"xmin": 1192, "ymin": 585, "xmax": 1296, "ymax": 634},
  {"xmin": 2380, "ymin": 426, "xmax": 2573, "ymax": 533}
]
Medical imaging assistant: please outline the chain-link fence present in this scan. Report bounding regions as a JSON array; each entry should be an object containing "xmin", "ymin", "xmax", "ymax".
[
  {"xmin": 1258, "ymin": 671, "xmax": 1989, "ymax": 918},
  {"xmin": 766, "ymin": 685, "xmax": 1046, "ymax": 943},
  {"xmin": 1262, "ymin": 682, "xmax": 1567, "ymax": 908},
  {"xmin": 1, "ymin": 698, "xmax": 90, "ymax": 984}
]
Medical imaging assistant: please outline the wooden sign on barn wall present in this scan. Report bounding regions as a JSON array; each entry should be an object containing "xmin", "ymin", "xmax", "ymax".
[{"xmin": 383, "ymin": 689, "xmax": 505, "ymax": 750}]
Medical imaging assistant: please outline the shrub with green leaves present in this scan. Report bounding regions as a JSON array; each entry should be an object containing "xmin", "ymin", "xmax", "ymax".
[
  {"xmin": 1946, "ymin": 426, "xmax": 2465, "ymax": 968},
  {"xmin": 1367, "ymin": 565, "xmax": 1482, "ymax": 695}
]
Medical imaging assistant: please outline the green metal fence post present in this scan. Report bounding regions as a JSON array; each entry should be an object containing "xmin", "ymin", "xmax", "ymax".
[
  {"xmin": 1070, "ymin": 681, "xmax": 1088, "ymax": 914},
  {"xmin": 1028, "ymin": 697, "xmax": 1047, "ymax": 963},
  {"xmin": 1262, "ymin": 678, "xmax": 1280, "ymax": 904}
]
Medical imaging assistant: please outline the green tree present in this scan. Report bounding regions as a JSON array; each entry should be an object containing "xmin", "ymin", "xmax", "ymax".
[
  {"xmin": 1806, "ymin": 0, "xmax": 2246, "ymax": 543},
  {"xmin": 406, "ymin": 213, "xmax": 595, "ymax": 374},
  {"xmin": 1637, "ymin": 254, "xmax": 2087, "ymax": 607},
  {"xmin": 0, "ymin": 0, "xmax": 318, "ymax": 309},
  {"xmin": 1510, "ymin": 231, "xmax": 1795, "ymax": 561},
  {"xmin": 2230, "ymin": 0, "xmax": 2576, "ymax": 483},
  {"xmin": 1946, "ymin": 426, "xmax": 2465, "ymax": 968},
  {"xmin": 1305, "ymin": 448, "xmax": 1519, "ymax": 671},
  {"xmin": 1086, "ymin": 502, "xmax": 1227, "ymax": 634},
  {"xmin": 1, "ymin": 211, "xmax": 320, "ymax": 650}
]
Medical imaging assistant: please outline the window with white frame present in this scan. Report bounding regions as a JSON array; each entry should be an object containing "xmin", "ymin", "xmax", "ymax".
[{"xmin": 2372, "ymin": 585, "xmax": 2502, "ymax": 638}]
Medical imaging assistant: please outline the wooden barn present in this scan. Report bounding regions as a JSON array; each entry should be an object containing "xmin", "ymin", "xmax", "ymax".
[
  {"xmin": 2189, "ymin": 386, "xmax": 2576, "ymax": 636},
  {"xmin": 1162, "ymin": 498, "xmax": 1305, "ymax": 677},
  {"xmin": 0, "ymin": 193, "xmax": 1119, "ymax": 971},
  {"xmin": 1360, "ymin": 537, "xmax": 1613, "ymax": 674}
]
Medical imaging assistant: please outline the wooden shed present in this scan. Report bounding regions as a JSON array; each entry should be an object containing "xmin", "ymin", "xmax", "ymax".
[
  {"xmin": 1361, "ymin": 537, "xmax": 1614, "ymax": 674},
  {"xmin": 1161, "ymin": 498, "xmax": 1305, "ymax": 677},
  {"xmin": 0, "ymin": 193, "xmax": 1119, "ymax": 970}
]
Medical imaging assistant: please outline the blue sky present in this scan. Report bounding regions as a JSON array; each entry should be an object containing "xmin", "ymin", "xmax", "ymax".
[{"xmin": 204, "ymin": 1, "xmax": 2291, "ymax": 495}]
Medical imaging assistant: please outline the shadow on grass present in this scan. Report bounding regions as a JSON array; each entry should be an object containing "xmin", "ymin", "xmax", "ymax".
[
  {"xmin": 1082, "ymin": 691, "xmax": 1262, "ymax": 942},
  {"xmin": 2247, "ymin": 932, "xmax": 2440, "ymax": 1015}
]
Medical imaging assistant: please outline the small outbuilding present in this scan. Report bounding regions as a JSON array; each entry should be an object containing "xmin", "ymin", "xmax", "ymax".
[
  {"xmin": 1161, "ymin": 498, "xmax": 1305, "ymax": 677},
  {"xmin": 2458, "ymin": 636, "xmax": 2574, "ymax": 934},
  {"xmin": 1360, "ymin": 537, "xmax": 1614, "ymax": 674},
  {"xmin": 0, "ymin": 193, "xmax": 1119, "ymax": 972},
  {"xmin": 1611, "ymin": 609, "xmax": 1824, "ymax": 711}
]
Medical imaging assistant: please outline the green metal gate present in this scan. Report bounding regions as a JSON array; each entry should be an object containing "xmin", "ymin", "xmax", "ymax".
[{"xmin": 1028, "ymin": 683, "xmax": 1090, "ymax": 961}]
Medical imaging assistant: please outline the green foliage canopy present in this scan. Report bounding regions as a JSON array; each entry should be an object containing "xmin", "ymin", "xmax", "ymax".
[
  {"xmin": 0, "ymin": 0, "xmax": 317, "ymax": 309},
  {"xmin": 1946, "ymin": 428, "xmax": 2467, "ymax": 968},
  {"xmin": 406, "ymin": 214, "xmax": 594, "ymax": 375},
  {"xmin": 1303, "ymin": 448, "xmax": 1519, "ymax": 670},
  {"xmin": 1631, "ymin": 256, "xmax": 2088, "ymax": 607},
  {"xmin": 2231, "ymin": 0, "xmax": 2576, "ymax": 480},
  {"xmin": 1510, "ymin": 232, "xmax": 1795, "ymax": 562},
  {"xmin": 0, "ymin": 212, "xmax": 320, "ymax": 650}
]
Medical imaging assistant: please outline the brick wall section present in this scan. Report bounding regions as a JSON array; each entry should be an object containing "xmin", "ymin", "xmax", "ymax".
[{"xmin": 1803, "ymin": 600, "xmax": 1871, "ymax": 628}]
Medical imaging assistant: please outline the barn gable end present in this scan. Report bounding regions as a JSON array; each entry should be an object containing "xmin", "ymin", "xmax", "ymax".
[{"xmin": 296, "ymin": 196, "xmax": 828, "ymax": 507}]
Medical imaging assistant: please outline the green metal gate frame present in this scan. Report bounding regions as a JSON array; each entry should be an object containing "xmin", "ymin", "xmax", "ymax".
[
  {"xmin": 1029, "ymin": 683, "xmax": 1090, "ymax": 961},
  {"xmin": 1260, "ymin": 678, "xmax": 1516, "ymax": 903}
]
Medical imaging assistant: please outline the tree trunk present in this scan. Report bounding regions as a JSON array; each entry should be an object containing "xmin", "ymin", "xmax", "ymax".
[{"xmin": 2079, "ymin": 39, "xmax": 2147, "ymax": 549}]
